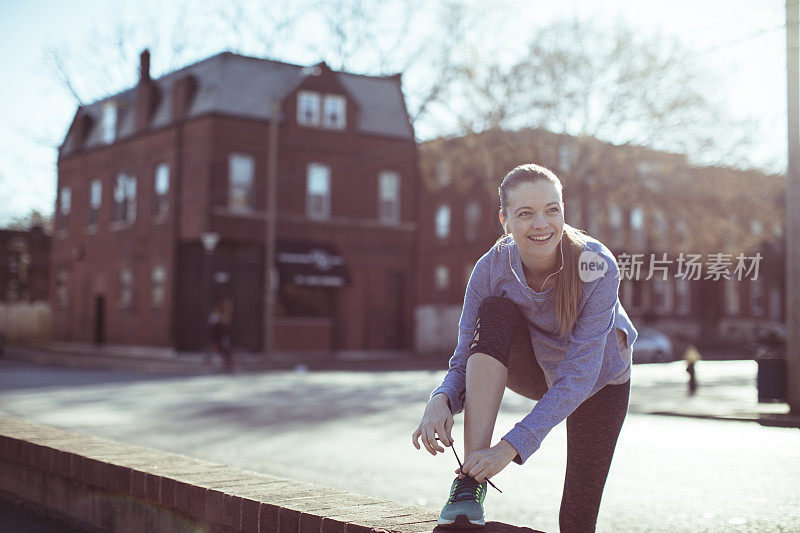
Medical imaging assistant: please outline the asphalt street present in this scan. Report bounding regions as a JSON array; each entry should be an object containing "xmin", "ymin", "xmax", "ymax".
[{"xmin": 0, "ymin": 359, "xmax": 797, "ymax": 532}]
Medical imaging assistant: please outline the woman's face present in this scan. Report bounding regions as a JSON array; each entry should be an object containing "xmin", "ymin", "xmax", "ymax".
[{"xmin": 501, "ymin": 180, "xmax": 565, "ymax": 261}]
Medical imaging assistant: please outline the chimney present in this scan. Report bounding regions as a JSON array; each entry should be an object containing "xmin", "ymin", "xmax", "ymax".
[
  {"xmin": 135, "ymin": 48, "xmax": 157, "ymax": 131},
  {"xmin": 140, "ymin": 49, "xmax": 151, "ymax": 83}
]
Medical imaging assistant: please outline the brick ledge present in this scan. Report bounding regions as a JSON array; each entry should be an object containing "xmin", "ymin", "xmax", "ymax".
[{"xmin": 0, "ymin": 416, "xmax": 438, "ymax": 532}]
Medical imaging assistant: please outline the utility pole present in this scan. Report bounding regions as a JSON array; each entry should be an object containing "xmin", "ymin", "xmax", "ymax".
[
  {"xmin": 263, "ymin": 100, "xmax": 280, "ymax": 361},
  {"xmin": 787, "ymin": 0, "xmax": 800, "ymax": 415}
]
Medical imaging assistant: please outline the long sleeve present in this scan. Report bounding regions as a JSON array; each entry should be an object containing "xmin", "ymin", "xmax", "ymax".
[
  {"xmin": 501, "ymin": 256, "xmax": 621, "ymax": 465},
  {"xmin": 428, "ymin": 254, "xmax": 490, "ymax": 414}
]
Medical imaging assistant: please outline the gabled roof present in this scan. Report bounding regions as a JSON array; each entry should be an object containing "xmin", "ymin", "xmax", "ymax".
[{"xmin": 60, "ymin": 51, "xmax": 413, "ymax": 156}]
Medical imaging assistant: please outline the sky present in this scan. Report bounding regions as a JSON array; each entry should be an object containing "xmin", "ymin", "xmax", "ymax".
[{"xmin": 0, "ymin": 0, "xmax": 787, "ymax": 226}]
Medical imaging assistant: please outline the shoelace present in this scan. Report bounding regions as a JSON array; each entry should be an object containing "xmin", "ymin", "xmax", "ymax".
[{"xmin": 436, "ymin": 437, "xmax": 502, "ymax": 493}]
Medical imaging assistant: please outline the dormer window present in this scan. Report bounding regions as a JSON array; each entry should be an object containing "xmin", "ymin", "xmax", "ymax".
[
  {"xmin": 323, "ymin": 95, "xmax": 346, "ymax": 129},
  {"xmin": 101, "ymin": 101, "xmax": 117, "ymax": 144},
  {"xmin": 297, "ymin": 91, "xmax": 321, "ymax": 126}
]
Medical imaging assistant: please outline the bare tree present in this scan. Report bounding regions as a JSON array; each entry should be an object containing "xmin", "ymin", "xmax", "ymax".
[{"xmin": 445, "ymin": 17, "xmax": 760, "ymax": 171}]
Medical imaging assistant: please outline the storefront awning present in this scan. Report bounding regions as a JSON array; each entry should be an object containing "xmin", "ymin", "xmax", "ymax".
[{"xmin": 275, "ymin": 239, "xmax": 351, "ymax": 287}]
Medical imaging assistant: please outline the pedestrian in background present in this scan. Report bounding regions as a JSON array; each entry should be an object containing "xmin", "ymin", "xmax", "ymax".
[
  {"xmin": 684, "ymin": 345, "xmax": 701, "ymax": 396},
  {"xmin": 412, "ymin": 163, "xmax": 638, "ymax": 531},
  {"xmin": 208, "ymin": 313, "xmax": 234, "ymax": 372}
]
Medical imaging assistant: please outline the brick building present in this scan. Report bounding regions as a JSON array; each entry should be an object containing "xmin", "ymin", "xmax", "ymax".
[
  {"xmin": 53, "ymin": 50, "xmax": 419, "ymax": 353},
  {"xmin": 415, "ymin": 128, "xmax": 785, "ymax": 355},
  {"xmin": 0, "ymin": 224, "xmax": 50, "ymax": 303}
]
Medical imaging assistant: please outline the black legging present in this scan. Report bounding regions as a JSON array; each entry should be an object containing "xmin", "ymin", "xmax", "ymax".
[{"xmin": 466, "ymin": 295, "xmax": 630, "ymax": 533}]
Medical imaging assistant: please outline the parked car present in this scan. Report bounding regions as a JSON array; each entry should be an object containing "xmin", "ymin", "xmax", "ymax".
[{"xmin": 631, "ymin": 326, "xmax": 673, "ymax": 364}]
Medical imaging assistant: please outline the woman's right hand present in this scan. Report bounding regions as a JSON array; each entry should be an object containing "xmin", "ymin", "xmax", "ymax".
[{"xmin": 412, "ymin": 394, "xmax": 455, "ymax": 455}]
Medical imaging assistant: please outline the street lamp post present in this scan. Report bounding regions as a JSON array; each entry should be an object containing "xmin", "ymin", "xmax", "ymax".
[
  {"xmin": 263, "ymin": 101, "xmax": 279, "ymax": 361},
  {"xmin": 262, "ymin": 66, "xmax": 321, "ymax": 362},
  {"xmin": 786, "ymin": 0, "xmax": 800, "ymax": 414}
]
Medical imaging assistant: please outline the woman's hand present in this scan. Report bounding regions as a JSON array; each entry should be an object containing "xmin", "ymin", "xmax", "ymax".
[
  {"xmin": 412, "ymin": 394, "xmax": 455, "ymax": 455},
  {"xmin": 455, "ymin": 440, "xmax": 518, "ymax": 483}
]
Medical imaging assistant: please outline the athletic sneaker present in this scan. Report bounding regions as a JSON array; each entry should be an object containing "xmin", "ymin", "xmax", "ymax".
[{"xmin": 437, "ymin": 475, "xmax": 487, "ymax": 528}]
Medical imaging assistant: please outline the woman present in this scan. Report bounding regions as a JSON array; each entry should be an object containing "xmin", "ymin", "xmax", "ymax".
[{"xmin": 412, "ymin": 163, "xmax": 637, "ymax": 531}]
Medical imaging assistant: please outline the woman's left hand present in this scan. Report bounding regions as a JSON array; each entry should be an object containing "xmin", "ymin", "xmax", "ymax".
[{"xmin": 455, "ymin": 440, "xmax": 518, "ymax": 483}]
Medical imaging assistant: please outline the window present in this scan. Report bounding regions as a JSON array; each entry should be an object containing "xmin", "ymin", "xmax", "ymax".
[
  {"xmin": 586, "ymin": 202, "xmax": 601, "ymax": 238},
  {"xmin": 652, "ymin": 208, "xmax": 668, "ymax": 250},
  {"xmin": 322, "ymin": 95, "xmax": 346, "ymax": 129},
  {"xmin": 88, "ymin": 179, "xmax": 101, "ymax": 228},
  {"xmin": 297, "ymin": 91, "xmax": 321, "ymax": 126},
  {"xmin": 306, "ymin": 163, "xmax": 331, "ymax": 219},
  {"xmin": 228, "ymin": 153, "xmax": 255, "ymax": 212},
  {"xmin": 675, "ymin": 219, "xmax": 690, "ymax": 250},
  {"xmin": 621, "ymin": 279, "xmax": 634, "ymax": 310},
  {"xmin": 57, "ymin": 187, "xmax": 71, "ymax": 231},
  {"xmin": 119, "ymin": 268, "xmax": 133, "ymax": 308},
  {"xmin": 724, "ymin": 278, "xmax": 740, "ymax": 316},
  {"xmin": 652, "ymin": 277, "xmax": 673, "ymax": 314},
  {"xmin": 630, "ymin": 206, "xmax": 645, "ymax": 250},
  {"xmin": 112, "ymin": 173, "xmax": 136, "ymax": 224},
  {"xmin": 567, "ymin": 198, "xmax": 582, "ymax": 229},
  {"xmin": 558, "ymin": 145, "xmax": 577, "ymax": 173},
  {"xmin": 607, "ymin": 203, "xmax": 624, "ymax": 249},
  {"xmin": 435, "ymin": 204, "xmax": 451, "ymax": 239},
  {"xmin": 436, "ymin": 160, "xmax": 450, "ymax": 187},
  {"xmin": 154, "ymin": 163, "xmax": 169, "ymax": 217},
  {"xmin": 435, "ymin": 265, "xmax": 449, "ymax": 291},
  {"xmin": 675, "ymin": 277, "xmax": 691, "ymax": 315},
  {"xmin": 750, "ymin": 276, "xmax": 764, "ymax": 317},
  {"xmin": 56, "ymin": 268, "xmax": 69, "ymax": 306},
  {"xmin": 151, "ymin": 265, "xmax": 166, "ymax": 307},
  {"xmin": 378, "ymin": 170, "xmax": 400, "ymax": 224},
  {"xmin": 101, "ymin": 101, "xmax": 117, "ymax": 144},
  {"xmin": 465, "ymin": 201, "xmax": 481, "ymax": 241}
]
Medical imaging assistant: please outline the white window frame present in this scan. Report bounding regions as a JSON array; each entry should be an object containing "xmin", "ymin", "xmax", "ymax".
[
  {"xmin": 724, "ymin": 278, "xmax": 740, "ymax": 316},
  {"xmin": 322, "ymin": 94, "xmax": 346, "ymax": 129},
  {"xmin": 558, "ymin": 145, "xmax": 577, "ymax": 173},
  {"xmin": 435, "ymin": 265, "xmax": 449, "ymax": 291},
  {"xmin": 119, "ymin": 267, "xmax": 133, "ymax": 309},
  {"xmin": 436, "ymin": 160, "xmax": 450, "ymax": 187},
  {"xmin": 113, "ymin": 173, "xmax": 136, "ymax": 224},
  {"xmin": 88, "ymin": 179, "xmax": 101, "ymax": 228},
  {"xmin": 154, "ymin": 163, "xmax": 170, "ymax": 218},
  {"xmin": 465, "ymin": 201, "xmax": 481, "ymax": 241},
  {"xmin": 101, "ymin": 101, "xmax": 117, "ymax": 144},
  {"xmin": 297, "ymin": 91, "xmax": 321, "ymax": 126},
  {"xmin": 228, "ymin": 153, "xmax": 255, "ymax": 213},
  {"xmin": 151, "ymin": 265, "xmax": 166, "ymax": 307},
  {"xmin": 630, "ymin": 206, "xmax": 645, "ymax": 250},
  {"xmin": 653, "ymin": 208, "xmax": 668, "ymax": 250},
  {"xmin": 435, "ymin": 204, "xmax": 451, "ymax": 239},
  {"xmin": 306, "ymin": 163, "xmax": 331, "ymax": 219},
  {"xmin": 675, "ymin": 277, "xmax": 691, "ymax": 315},
  {"xmin": 653, "ymin": 276, "xmax": 673, "ymax": 314},
  {"xmin": 378, "ymin": 170, "xmax": 400, "ymax": 224}
]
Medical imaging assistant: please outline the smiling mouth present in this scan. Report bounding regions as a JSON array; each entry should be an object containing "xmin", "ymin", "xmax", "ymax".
[{"xmin": 529, "ymin": 233, "xmax": 554, "ymax": 243}]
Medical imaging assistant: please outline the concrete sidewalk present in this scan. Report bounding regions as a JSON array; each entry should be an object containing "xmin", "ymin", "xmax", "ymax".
[
  {"xmin": 3, "ymin": 343, "xmax": 800, "ymax": 429},
  {"xmin": 627, "ymin": 359, "xmax": 800, "ymax": 428}
]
